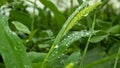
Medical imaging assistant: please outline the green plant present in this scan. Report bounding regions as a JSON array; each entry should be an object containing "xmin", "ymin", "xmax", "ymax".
[{"xmin": 0, "ymin": 0, "xmax": 120, "ymax": 68}]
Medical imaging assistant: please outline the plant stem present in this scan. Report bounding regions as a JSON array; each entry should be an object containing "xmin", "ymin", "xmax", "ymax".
[
  {"xmin": 31, "ymin": 0, "xmax": 36, "ymax": 31},
  {"xmin": 113, "ymin": 47, "xmax": 120, "ymax": 68},
  {"xmin": 42, "ymin": 44, "xmax": 55, "ymax": 68},
  {"xmin": 79, "ymin": 14, "xmax": 96, "ymax": 68}
]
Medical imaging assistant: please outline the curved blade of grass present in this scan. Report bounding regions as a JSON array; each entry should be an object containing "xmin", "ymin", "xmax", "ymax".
[
  {"xmin": 43, "ymin": 1, "xmax": 101, "ymax": 67},
  {"xmin": 0, "ymin": 15, "xmax": 32, "ymax": 68},
  {"xmin": 48, "ymin": 30, "xmax": 90, "ymax": 62}
]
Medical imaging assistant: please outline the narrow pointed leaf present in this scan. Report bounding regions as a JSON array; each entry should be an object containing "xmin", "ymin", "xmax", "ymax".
[
  {"xmin": 43, "ymin": 1, "xmax": 101, "ymax": 64},
  {"xmin": 90, "ymin": 35, "xmax": 107, "ymax": 43},
  {"xmin": 12, "ymin": 21, "xmax": 31, "ymax": 34},
  {"xmin": 53, "ymin": 2, "xmax": 101, "ymax": 46},
  {"xmin": 48, "ymin": 30, "xmax": 90, "ymax": 62}
]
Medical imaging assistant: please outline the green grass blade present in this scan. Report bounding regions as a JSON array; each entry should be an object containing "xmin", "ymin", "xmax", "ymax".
[
  {"xmin": 43, "ymin": 0, "xmax": 90, "ymax": 48},
  {"xmin": 48, "ymin": 30, "xmax": 90, "ymax": 62},
  {"xmin": 43, "ymin": 1, "xmax": 101, "ymax": 67},
  {"xmin": 0, "ymin": 15, "xmax": 32, "ymax": 68}
]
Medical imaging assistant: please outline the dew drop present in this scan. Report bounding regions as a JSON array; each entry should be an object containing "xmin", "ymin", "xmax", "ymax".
[
  {"xmin": 1, "ymin": 45, "xmax": 5, "ymax": 50},
  {"xmin": 82, "ymin": 0, "xmax": 86, "ymax": 2},
  {"xmin": 86, "ymin": 32, "xmax": 89, "ymax": 35},
  {"xmin": 63, "ymin": 39, "xmax": 67, "ymax": 41},
  {"xmin": 82, "ymin": 33, "xmax": 84, "ymax": 36},
  {"xmin": 65, "ymin": 44, "xmax": 68, "ymax": 47},
  {"xmin": 68, "ymin": 36, "xmax": 71, "ymax": 38},
  {"xmin": 84, "ymin": 13, "xmax": 89, "ymax": 16},
  {"xmin": 62, "ymin": 54, "xmax": 64, "ymax": 56},
  {"xmin": 26, "ymin": 39, "xmax": 29, "ymax": 43},
  {"xmin": 72, "ymin": 33, "xmax": 75, "ymax": 36},
  {"xmin": 12, "ymin": 32, "xmax": 16, "ymax": 35},
  {"xmin": 54, "ymin": 45, "xmax": 58, "ymax": 48},
  {"xmin": 14, "ymin": 47, "xmax": 18, "ymax": 51},
  {"xmin": 58, "ymin": 57, "xmax": 60, "ymax": 59},
  {"xmin": 24, "ymin": 65, "xmax": 31, "ymax": 68}
]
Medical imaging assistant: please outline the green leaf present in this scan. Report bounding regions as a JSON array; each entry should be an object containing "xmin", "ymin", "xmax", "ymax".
[
  {"xmin": 85, "ymin": 53, "xmax": 119, "ymax": 68},
  {"xmin": 43, "ymin": 1, "xmax": 101, "ymax": 66},
  {"xmin": 84, "ymin": 46, "xmax": 120, "ymax": 68},
  {"xmin": 0, "ymin": 15, "xmax": 32, "ymax": 68},
  {"xmin": 39, "ymin": 0, "xmax": 66, "ymax": 26},
  {"xmin": 32, "ymin": 62, "xmax": 43, "ymax": 68},
  {"xmin": 27, "ymin": 52, "xmax": 47, "ymax": 63},
  {"xmin": 48, "ymin": 30, "xmax": 90, "ymax": 62},
  {"xmin": 109, "ymin": 42, "xmax": 120, "ymax": 55},
  {"xmin": 38, "ymin": 44, "xmax": 50, "ymax": 49},
  {"xmin": 66, "ymin": 51, "xmax": 81, "ymax": 68},
  {"xmin": 10, "ymin": 10, "xmax": 32, "ymax": 29},
  {"xmin": 84, "ymin": 46, "xmax": 105, "ymax": 66},
  {"xmin": 96, "ymin": 19, "xmax": 112, "ymax": 30},
  {"xmin": 12, "ymin": 21, "xmax": 31, "ymax": 34},
  {"xmin": 77, "ymin": 0, "xmax": 83, "ymax": 5},
  {"xmin": 65, "ymin": 63, "xmax": 74, "ymax": 68},
  {"xmin": 90, "ymin": 35, "xmax": 107, "ymax": 43},
  {"xmin": 66, "ymin": 51, "xmax": 81, "ymax": 64},
  {"xmin": 52, "ymin": 2, "xmax": 102, "ymax": 49},
  {"xmin": 107, "ymin": 25, "xmax": 120, "ymax": 34}
]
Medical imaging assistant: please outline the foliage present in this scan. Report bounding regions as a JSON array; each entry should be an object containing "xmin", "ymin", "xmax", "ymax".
[
  {"xmin": 0, "ymin": 15, "xmax": 32, "ymax": 68},
  {"xmin": 0, "ymin": 0, "xmax": 120, "ymax": 68}
]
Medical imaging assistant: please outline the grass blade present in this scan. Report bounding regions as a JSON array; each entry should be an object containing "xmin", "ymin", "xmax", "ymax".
[
  {"xmin": 43, "ymin": 1, "xmax": 102, "ymax": 67},
  {"xmin": 48, "ymin": 30, "xmax": 90, "ymax": 62},
  {"xmin": 0, "ymin": 15, "xmax": 32, "ymax": 68}
]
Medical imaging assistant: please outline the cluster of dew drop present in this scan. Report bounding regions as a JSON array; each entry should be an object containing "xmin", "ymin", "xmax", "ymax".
[
  {"xmin": 49, "ymin": 30, "xmax": 90, "ymax": 61},
  {"xmin": 60, "ymin": 30, "xmax": 90, "ymax": 47},
  {"xmin": 24, "ymin": 65, "xmax": 32, "ymax": 68}
]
